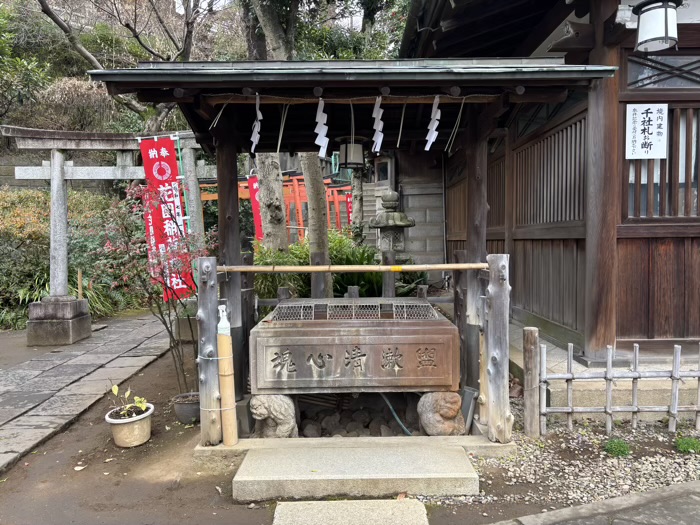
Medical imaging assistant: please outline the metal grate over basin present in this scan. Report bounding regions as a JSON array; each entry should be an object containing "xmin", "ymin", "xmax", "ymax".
[{"xmin": 267, "ymin": 298, "xmax": 439, "ymax": 322}]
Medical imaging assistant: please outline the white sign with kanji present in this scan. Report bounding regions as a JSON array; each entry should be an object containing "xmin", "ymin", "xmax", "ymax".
[{"xmin": 626, "ymin": 104, "xmax": 668, "ymax": 160}]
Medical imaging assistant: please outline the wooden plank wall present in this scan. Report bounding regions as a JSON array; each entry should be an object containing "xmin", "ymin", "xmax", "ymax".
[
  {"xmin": 617, "ymin": 238, "xmax": 700, "ymax": 340},
  {"xmin": 617, "ymin": 103, "xmax": 700, "ymax": 342},
  {"xmin": 507, "ymin": 111, "xmax": 588, "ymax": 341},
  {"xmin": 445, "ymin": 148, "xmax": 468, "ymax": 262}
]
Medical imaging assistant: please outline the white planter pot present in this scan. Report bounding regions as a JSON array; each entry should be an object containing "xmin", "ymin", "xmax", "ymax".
[{"xmin": 105, "ymin": 403, "xmax": 154, "ymax": 448}]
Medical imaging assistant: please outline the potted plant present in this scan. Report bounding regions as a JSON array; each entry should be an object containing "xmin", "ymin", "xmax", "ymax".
[
  {"xmin": 97, "ymin": 186, "xmax": 214, "ymax": 425},
  {"xmin": 105, "ymin": 385, "xmax": 154, "ymax": 448},
  {"xmin": 172, "ymin": 391, "xmax": 200, "ymax": 424}
]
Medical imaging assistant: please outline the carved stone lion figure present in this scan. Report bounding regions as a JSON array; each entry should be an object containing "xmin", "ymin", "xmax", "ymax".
[
  {"xmin": 250, "ymin": 395, "xmax": 298, "ymax": 438},
  {"xmin": 417, "ymin": 392, "xmax": 466, "ymax": 436}
]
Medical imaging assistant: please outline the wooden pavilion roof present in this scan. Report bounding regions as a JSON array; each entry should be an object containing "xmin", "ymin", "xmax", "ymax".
[{"xmin": 90, "ymin": 58, "xmax": 614, "ymax": 155}]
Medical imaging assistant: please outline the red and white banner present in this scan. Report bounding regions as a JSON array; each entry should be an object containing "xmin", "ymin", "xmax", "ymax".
[
  {"xmin": 248, "ymin": 175, "xmax": 264, "ymax": 241},
  {"xmin": 139, "ymin": 137, "xmax": 195, "ymax": 301},
  {"xmin": 345, "ymin": 193, "xmax": 353, "ymax": 224}
]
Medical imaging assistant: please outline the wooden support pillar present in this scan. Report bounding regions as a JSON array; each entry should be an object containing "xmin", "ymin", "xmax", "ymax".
[
  {"xmin": 584, "ymin": 0, "xmax": 620, "ymax": 361},
  {"xmin": 197, "ymin": 256, "xmax": 222, "ymax": 445},
  {"xmin": 241, "ymin": 252, "xmax": 255, "ymax": 378},
  {"xmin": 453, "ymin": 250, "xmax": 469, "ymax": 389},
  {"xmin": 485, "ymin": 253, "xmax": 513, "ymax": 443},
  {"xmin": 215, "ymin": 134, "xmax": 245, "ymax": 400},
  {"xmin": 504, "ymin": 130, "xmax": 515, "ymax": 274},
  {"xmin": 464, "ymin": 120, "xmax": 489, "ymax": 390}
]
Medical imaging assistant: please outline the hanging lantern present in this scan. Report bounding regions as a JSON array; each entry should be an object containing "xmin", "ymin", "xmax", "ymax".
[
  {"xmin": 633, "ymin": 0, "xmax": 683, "ymax": 53},
  {"xmin": 336, "ymin": 136, "xmax": 366, "ymax": 169}
]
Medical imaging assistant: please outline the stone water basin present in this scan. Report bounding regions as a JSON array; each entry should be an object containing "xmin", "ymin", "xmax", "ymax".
[{"xmin": 250, "ymin": 298, "xmax": 459, "ymax": 395}]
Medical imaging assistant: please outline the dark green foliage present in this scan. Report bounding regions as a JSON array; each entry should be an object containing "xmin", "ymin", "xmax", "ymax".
[
  {"xmin": 603, "ymin": 438, "xmax": 631, "ymax": 457},
  {"xmin": 254, "ymin": 229, "xmax": 426, "ymax": 299},
  {"xmin": 0, "ymin": 188, "xmax": 128, "ymax": 329},
  {"xmin": 676, "ymin": 436, "xmax": 700, "ymax": 454}
]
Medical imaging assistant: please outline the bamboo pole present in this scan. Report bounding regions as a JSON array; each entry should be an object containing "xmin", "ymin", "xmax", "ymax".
[
  {"xmin": 217, "ymin": 263, "xmax": 489, "ymax": 274},
  {"xmin": 77, "ymin": 268, "xmax": 83, "ymax": 300},
  {"xmin": 217, "ymin": 304, "xmax": 238, "ymax": 446},
  {"xmin": 567, "ymin": 343, "xmax": 574, "ymax": 431},
  {"xmin": 669, "ymin": 345, "xmax": 681, "ymax": 433},
  {"xmin": 632, "ymin": 343, "xmax": 640, "ymax": 430},
  {"xmin": 605, "ymin": 345, "xmax": 613, "ymax": 435},
  {"xmin": 696, "ymin": 343, "xmax": 700, "ymax": 431},
  {"xmin": 540, "ymin": 343, "xmax": 548, "ymax": 436},
  {"xmin": 523, "ymin": 327, "xmax": 540, "ymax": 438}
]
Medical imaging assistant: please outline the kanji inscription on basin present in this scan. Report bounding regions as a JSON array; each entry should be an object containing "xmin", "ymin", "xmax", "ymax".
[{"xmin": 250, "ymin": 299, "xmax": 459, "ymax": 394}]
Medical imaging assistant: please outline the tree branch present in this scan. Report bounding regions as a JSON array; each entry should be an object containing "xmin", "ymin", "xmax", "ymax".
[
  {"xmin": 112, "ymin": 93, "xmax": 148, "ymax": 117},
  {"xmin": 36, "ymin": 0, "xmax": 104, "ymax": 70},
  {"xmin": 123, "ymin": 21, "xmax": 170, "ymax": 61},
  {"xmin": 147, "ymin": 0, "xmax": 181, "ymax": 50}
]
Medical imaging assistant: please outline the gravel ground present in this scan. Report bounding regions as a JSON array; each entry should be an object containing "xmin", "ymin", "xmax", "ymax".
[{"xmin": 417, "ymin": 399, "xmax": 700, "ymax": 510}]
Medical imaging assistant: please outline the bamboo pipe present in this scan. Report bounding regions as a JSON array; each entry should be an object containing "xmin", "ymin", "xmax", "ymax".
[
  {"xmin": 216, "ymin": 263, "xmax": 488, "ymax": 274},
  {"xmin": 77, "ymin": 268, "xmax": 83, "ymax": 300},
  {"xmin": 216, "ymin": 305, "xmax": 238, "ymax": 446}
]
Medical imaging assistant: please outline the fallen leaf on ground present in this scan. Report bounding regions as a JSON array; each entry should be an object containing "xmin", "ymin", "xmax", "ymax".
[
  {"xmin": 73, "ymin": 465, "xmax": 87, "ymax": 471},
  {"xmin": 397, "ymin": 492, "xmax": 407, "ymax": 500},
  {"xmin": 215, "ymin": 486, "xmax": 222, "ymax": 495},
  {"xmin": 104, "ymin": 458, "xmax": 115, "ymax": 463}
]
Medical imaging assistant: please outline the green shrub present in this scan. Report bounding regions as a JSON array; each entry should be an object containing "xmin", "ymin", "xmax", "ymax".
[
  {"xmin": 254, "ymin": 229, "xmax": 426, "ymax": 299},
  {"xmin": 676, "ymin": 436, "xmax": 700, "ymax": 454},
  {"xmin": 603, "ymin": 438, "xmax": 631, "ymax": 457},
  {"xmin": 0, "ymin": 187, "xmax": 141, "ymax": 329}
]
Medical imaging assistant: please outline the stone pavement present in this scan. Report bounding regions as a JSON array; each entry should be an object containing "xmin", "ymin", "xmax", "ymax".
[
  {"xmin": 0, "ymin": 314, "xmax": 168, "ymax": 473},
  {"xmin": 492, "ymin": 480, "xmax": 700, "ymax": 525}
]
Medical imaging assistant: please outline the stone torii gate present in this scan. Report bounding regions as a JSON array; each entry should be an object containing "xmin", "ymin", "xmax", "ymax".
[{"xmin": 0, "ymin": 126, "xmax": 213, "ymax": 346}]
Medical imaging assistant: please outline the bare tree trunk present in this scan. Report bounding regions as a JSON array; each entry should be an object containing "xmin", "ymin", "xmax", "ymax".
[
  {"xmin": 242, "ymin": 3, "xmax": 267, "ymax": 60},
  {"xmin": 245, "ymin": 0, "xmax": 301, "ymax": 252},
  {"xmin": 256, "ymin": 153, "xmax": 288, "ymax": 252},
  {"xmin": 351, "ymin": 168, "xmax": 364, "ymax": 241},
  {"xmin": 301, "ymin": 153, "xmax": 332, "ymax": 297}
]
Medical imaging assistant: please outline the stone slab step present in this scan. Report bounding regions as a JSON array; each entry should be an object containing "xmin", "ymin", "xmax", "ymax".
[
  {"xmin": 195, "ymin": 435, "xmax": 516, "ymax": 458},
  {"xmin": 231, "ymin": 445, "xmax": 478, "ymax": 502},
  {"xmin": 272, "ymin": 500, "xmax": 428, "ymax": 525}
]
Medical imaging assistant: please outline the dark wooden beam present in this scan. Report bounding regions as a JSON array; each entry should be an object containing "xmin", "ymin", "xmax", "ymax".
[
  {"xmin": 584, "ymin": 0, "xmax": 620, "ymax": 361},
  {"xmin": 213, "ymin": 129, "xmax": 246, "ymax": 400},
  {"xmin": 604, "ymin": 5, "xmax": 636, "ymax": 46},
  {"xmin": 193, "ymin": 95, "xmax": 216, "ymax": 121},
  {"xmin": 433, "ymin": 11, "xmax": 542, "ymax": 57},
  {"xmin": 478, "ymin": 95, "xmax": 508, "ymax": 139},
  {"xmin": 463, "ymin": 105, "xmax": 489, "ymax": 390},
  {"xmin": 508, "ymin": 89, "xmax": 569, "ymax": 104},
  {"xmin": 439, "ymin": 0, "xmax": 530, "ymax": 32},
  {"xmin": 548, "ymin": 21, "xmax": 594, "ymax": 53},
  {"xmin": 514, "ymin": 0, "xmax": 576, "ymax": 56},
  {"xmin": 203, "ymin": 94, "xmax": 500, "ymax": 105}
]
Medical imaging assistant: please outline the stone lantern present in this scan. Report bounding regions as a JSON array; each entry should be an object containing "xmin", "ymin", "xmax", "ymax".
[{"xmin": 369, "ymin": 190, "xmax": 415, "ymax": 297}]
